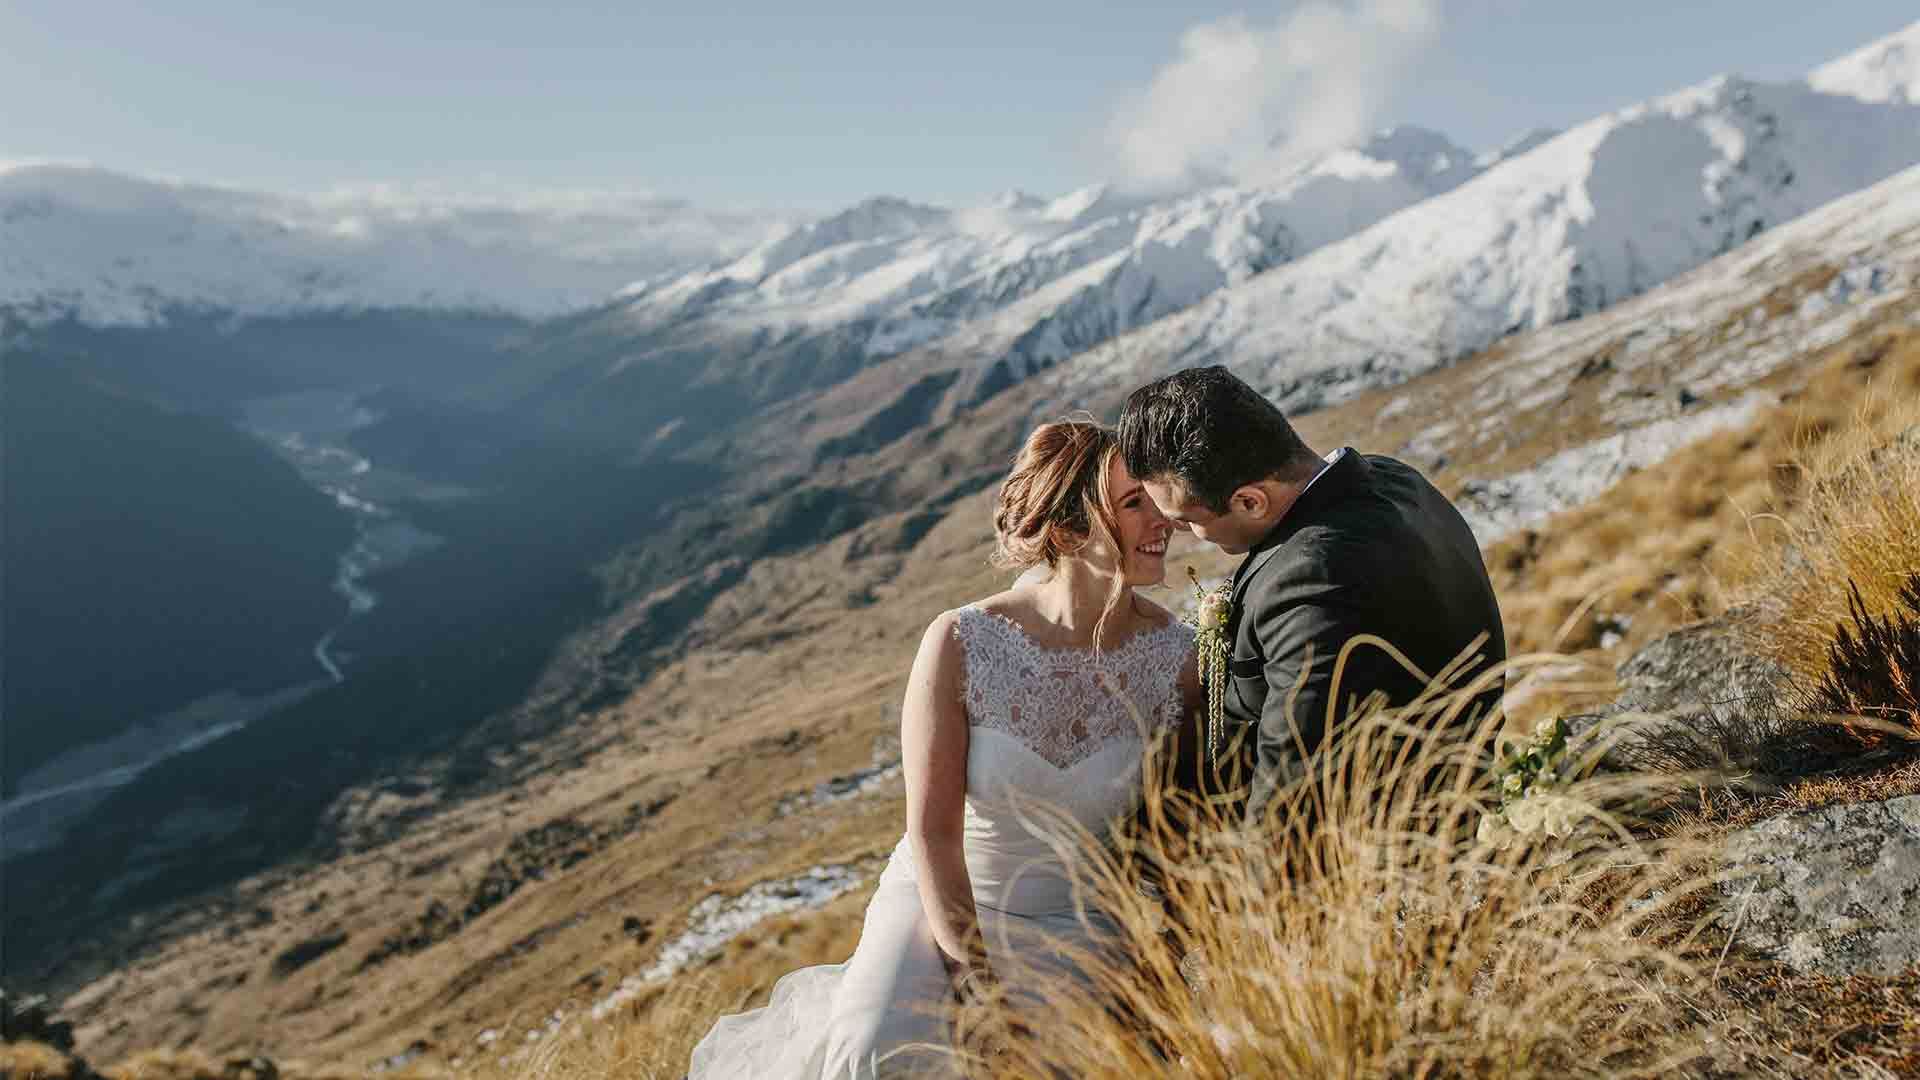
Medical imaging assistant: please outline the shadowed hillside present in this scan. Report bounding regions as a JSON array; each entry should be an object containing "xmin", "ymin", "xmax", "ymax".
[{"xmin": 1, "ymin": 351, "xmax": 353, "ymax": 792}]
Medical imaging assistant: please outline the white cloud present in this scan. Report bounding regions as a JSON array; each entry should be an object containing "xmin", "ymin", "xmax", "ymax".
[{"xmin": 1107, "ymin": 0, "xmax": 1446, "ymax": 188}]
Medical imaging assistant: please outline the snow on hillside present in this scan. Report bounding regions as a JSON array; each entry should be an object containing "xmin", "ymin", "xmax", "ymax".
[
  {"xmin": 1445, "ymin": 162, "xmax": 1920, "ymax": 543},
  {"xmin": 1035, "ymin": 52, "xmax": 1920, "ymax": 416},
  {"xmin": 608, "ymin": 126, "xmax": 1485, "ymax": 371},
  {"xmin": 0, "ymin": 166, "xmax": 785, "ymax": 326},
  {"xmin": 1810, "ymin": 18, "xmax": 1919, "ymax": 104}
]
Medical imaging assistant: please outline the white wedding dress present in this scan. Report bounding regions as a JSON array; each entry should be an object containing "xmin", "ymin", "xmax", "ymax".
[{"xmin": 688, "ymin": 604, "xmax": 1194, "ymax": 1078}]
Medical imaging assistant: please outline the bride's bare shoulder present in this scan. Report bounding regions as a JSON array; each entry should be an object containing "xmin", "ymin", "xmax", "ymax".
[
  {"xmin": 969, "ymin": 587, "xmax": 1033, "ymax": 619},
  {"xmin": 922, "ymin": 590, "xmax": 1027, "ymax": 639}
]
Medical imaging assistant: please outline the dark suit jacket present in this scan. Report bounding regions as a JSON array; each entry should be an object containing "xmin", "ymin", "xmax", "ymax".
[{"xmin": 1205, "ymin": 450, "xmax": 1506, "ymax": 826}]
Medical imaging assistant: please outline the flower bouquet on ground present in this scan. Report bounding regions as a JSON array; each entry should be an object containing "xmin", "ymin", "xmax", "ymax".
[{"xmin": 1478, "ymin": 716, "xmax": 1581, "ymax": 847}]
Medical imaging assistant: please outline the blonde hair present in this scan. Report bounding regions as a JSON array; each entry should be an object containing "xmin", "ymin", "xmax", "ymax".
[{"xmin": 992, "ymin": 420, "xmax": 1133, "ymax": 648}]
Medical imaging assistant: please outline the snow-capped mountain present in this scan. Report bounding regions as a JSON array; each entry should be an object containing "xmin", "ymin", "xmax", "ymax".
[
  {"xmin": 0, "ymin": 166, "xmax": 785, "ymax": 326},
  {"xmin": 1027, "ymin": 27, "xmax": 1920, "ymax": 416},
  {"xmin": 608, "ymin": 125, "xmax": 1486, "ymax": 381},
  {"xmin": 1810, "ymin": 17, "xmax": 1919, "ymax": 104}
]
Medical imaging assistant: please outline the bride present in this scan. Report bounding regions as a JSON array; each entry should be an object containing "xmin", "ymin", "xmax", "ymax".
[{"xmin": 688, "ymin": 420, "xmax": 1199, "ymax": 1078}]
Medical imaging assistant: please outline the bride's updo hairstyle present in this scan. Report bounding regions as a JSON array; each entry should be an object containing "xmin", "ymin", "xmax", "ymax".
[{"xmin": 991, "ymin": 419, "xmax": 1123, "ymax": 574}]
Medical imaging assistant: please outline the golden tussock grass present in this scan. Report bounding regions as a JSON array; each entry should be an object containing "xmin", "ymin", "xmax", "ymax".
[
  {"xmin": 463, "ymin": 977, "xmax": 735, "ymax": 1080},
  {"xmin": 0, "ymin": 1040, "xmax": 87, "ymax": 1080},
  {"xmin": 936, "ymin": 658, "xmax": 1736, "ymax": 1080},
  {"xmin": 1488, "ymin": 327, "xmax": 1920, "ymax": 667},
  {"xmin": 1718, "ymin": 385, "xmax": 1920, "ymax": 688}
]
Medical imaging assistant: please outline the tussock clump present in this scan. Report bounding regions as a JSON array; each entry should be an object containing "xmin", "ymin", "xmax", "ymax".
[
  {"xmin": 1490, "ymin": 328, "xmax": 1920, "ymax": 663},
  {"xmin": 1725, "ymin": 375, "xmax": 1920, "ymax": 684},
  {"xmin": 1804, "ymin": 575, "xmax": 1920, "ymax": 745}
]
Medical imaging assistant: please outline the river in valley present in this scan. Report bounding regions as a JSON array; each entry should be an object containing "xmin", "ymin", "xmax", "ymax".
[{"xmin": 0, "ymin": 389, "xmax": 450, "ymax": 858}]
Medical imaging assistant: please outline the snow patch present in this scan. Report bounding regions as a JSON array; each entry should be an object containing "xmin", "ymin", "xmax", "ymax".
[
  {"xmin": 1456, "ymin": 392, "xmax": 1775, "ymax": 546},
  {"xmin": 1810, "ymin": 18, "xmax": 1920, "ymax": 105},
  {"xmin": 588, "ymin": 857, "xmax": 884, "ymax": 1021}
]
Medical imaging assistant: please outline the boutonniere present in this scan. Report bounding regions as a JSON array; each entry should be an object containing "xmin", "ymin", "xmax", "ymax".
[{"xmin": 1187, "ymin": 567, "xmax": 1234, "ymax": 763}]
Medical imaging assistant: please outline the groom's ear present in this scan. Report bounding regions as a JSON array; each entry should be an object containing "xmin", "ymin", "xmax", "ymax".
[{"xmin": 1229, "ymin": 484, "xmax": 1270, "ymax": 519}]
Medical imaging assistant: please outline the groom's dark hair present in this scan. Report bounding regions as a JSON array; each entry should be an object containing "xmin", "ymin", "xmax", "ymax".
[{"xmin": 1118, "ymin": 365, "xmax": 1318, "ymax": 513}]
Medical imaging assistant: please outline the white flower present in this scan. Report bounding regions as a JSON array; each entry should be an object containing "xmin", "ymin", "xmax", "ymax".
[
  {"xmin": 1504, "ymin": 794, "xmax": 1580, "ymax": 839},
  {"xmin": 1197, "ymin": 591, "xmax": 1231, "ymax": 631},
  {"xmin": 1540, "ymin": 796, "xmax": 1578, "ymax": 838},
  {"xmin": 1501, "ymin": 772, "xmax": 1524, "ymax": 797},
  {"xmin": 1476, "ymin": 813, "xmax": 1512, "ymax": 849},
  {"xmin": 1532, "ymin": 716, "xmax": 1558, "ymax": 742},
  {"xmin": 1505, "ymin": 795, "xmax": 1545, "ymax": 834}
]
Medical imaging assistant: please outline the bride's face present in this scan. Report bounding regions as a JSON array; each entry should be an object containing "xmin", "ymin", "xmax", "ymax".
[{"xmin": 1088, "ymin": 456, "xmax": 1173, "ymax": 586}]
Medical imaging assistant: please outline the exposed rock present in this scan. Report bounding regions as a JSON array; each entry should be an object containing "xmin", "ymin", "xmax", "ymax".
[
  {"xmin": 222, "ymin": 1055, "xmax": 281, "ymax": 1079},
  {"xmin": 1865, "ymin": 421, "xmax": 1920, "ymax": 472},
  {"xmin": 1567, "ymin": 613, "xmax": 1795, "ymax": 777},
  {"xmin": 1610, "ymin": 612, "xmax": 1790, "ymax": 715},
  {"xmin": 1719, "ymin": 794, "xmax": 1920, "ymax": 976},
  {"xmin": 369, "ymin": 1040, "xmax": 427, "ymax": 1073}
]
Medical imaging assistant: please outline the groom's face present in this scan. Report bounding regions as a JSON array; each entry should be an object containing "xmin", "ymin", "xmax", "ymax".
[{"xmin": 1141, "ymin": 477, "xmax": 1267, "ymax": 555}]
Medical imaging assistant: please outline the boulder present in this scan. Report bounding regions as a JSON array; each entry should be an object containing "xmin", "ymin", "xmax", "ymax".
[
  {"xmin": 1719, "ymin": 794, "xmax": 1920, "ymax": 976},
  {"xmin": 1566, "ymin": 613, "xmax": 1794, "ymax": 777},
  {"xmin": 1610, "ymin": 612, "xmax": 1790, "ymax": 715}
]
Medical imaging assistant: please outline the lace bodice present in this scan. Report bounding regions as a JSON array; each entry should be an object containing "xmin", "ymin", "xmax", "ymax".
[
  {"xmin": 952, "ymin": 605, "xmax": 1193, "ymax": 767},
  {"xmin": 935, "ymin": 605, "xmax": 1195, "ymax": 915}
]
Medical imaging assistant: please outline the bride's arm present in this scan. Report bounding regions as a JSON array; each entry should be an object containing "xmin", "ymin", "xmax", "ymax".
[{"xmin": 901, "ymin": 611, "xmax": 985, "ymax": 976}]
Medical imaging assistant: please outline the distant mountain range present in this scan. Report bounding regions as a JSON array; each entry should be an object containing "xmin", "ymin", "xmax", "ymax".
[
  {"xmin": 334, "ymin": 23, "xmax": 1920, "ymax": 463},
  {"xmin": 0, "ymin": 171, "xmax": 786, "ymax": 325}
]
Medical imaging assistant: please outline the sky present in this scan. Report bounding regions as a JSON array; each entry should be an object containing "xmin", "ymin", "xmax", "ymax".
[{"xmin": 2, "ymin": 1, "xmax": 1914, "ymax": 211}]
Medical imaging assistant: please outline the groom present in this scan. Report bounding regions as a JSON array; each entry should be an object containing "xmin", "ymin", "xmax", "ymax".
[{"xmin": 1119, "ymin": 366, "xmax": 1505, "ymax": 827}]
